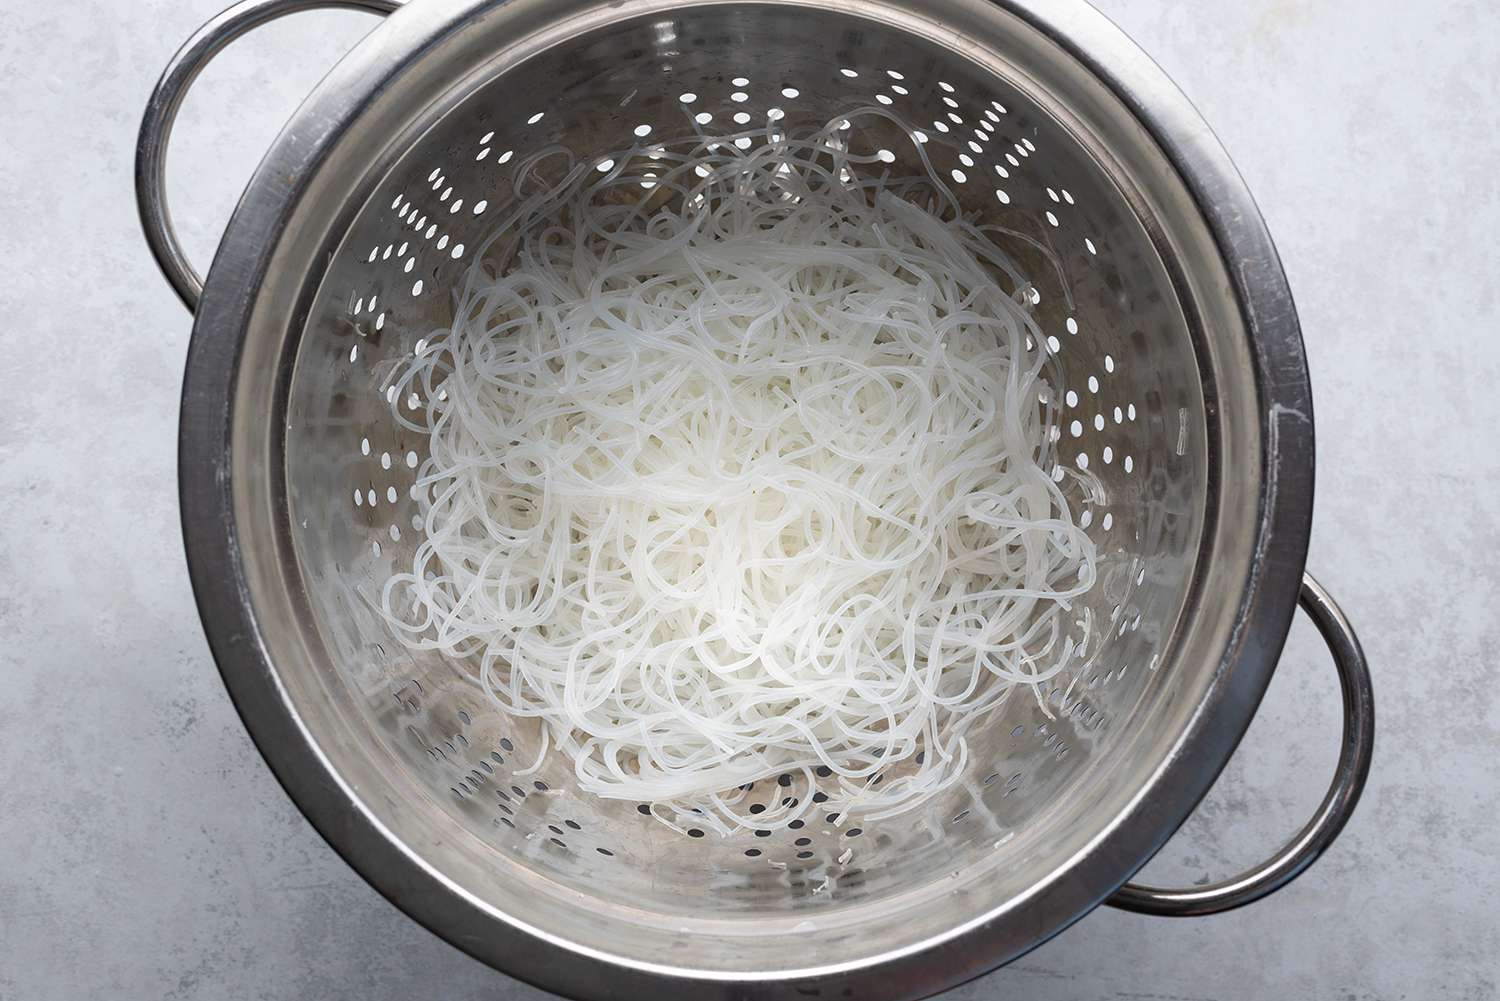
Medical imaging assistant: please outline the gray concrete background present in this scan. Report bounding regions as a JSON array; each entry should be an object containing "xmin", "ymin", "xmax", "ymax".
[{"xmin": 1, "ymin": 0, "xmax": 1496, "ymax": 998}]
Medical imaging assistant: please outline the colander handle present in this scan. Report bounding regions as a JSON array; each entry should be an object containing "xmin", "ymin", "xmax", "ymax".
[
  {"xmin": 135, "ymin": 0, "xmax": 401, "ymax": 313},
  {"xmin": 1107, "ymin": 572, "xmax": 1374, "ymax": 917}
]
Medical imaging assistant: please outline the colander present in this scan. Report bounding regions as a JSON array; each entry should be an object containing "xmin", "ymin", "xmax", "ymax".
[{"xmin": 136, "ymin": 0, "xmax": 1375, "ymax": 997}]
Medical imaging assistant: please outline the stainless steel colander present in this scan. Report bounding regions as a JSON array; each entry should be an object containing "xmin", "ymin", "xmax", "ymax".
[{"xmin": 137, "ymin": 1, "xmax": 1375, "ymax": 997}]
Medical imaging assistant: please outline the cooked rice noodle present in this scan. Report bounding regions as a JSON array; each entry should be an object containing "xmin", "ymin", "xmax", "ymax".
[{"xmin": 378, "ymin": 109, "xmax": 1097, "ymax": 833}]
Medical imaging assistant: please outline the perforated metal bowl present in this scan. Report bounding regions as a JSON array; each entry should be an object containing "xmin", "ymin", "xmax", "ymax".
[{"xmin": 137, "ymin": 1, "xmax": 1374, "ymax": 998}]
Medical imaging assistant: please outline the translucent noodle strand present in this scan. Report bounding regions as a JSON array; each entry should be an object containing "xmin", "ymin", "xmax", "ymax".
[{"xmin": 378, "ymin": 109, "xmax": 1097, "ymax": 834}]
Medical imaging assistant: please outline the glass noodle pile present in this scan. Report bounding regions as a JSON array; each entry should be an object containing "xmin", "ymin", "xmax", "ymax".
[{"xmin": 379, "ymin": 107, "xmax": 1098, "ymax": 835}]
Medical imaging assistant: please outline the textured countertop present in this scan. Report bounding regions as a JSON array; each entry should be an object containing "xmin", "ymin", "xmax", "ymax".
[{"xmin": 2, "ymin": 1, "xmax": 1496, "ymax": 998}]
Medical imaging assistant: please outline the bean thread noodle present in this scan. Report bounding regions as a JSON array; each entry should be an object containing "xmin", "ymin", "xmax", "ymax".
[{"xmin": 378, "ymin": 108, "xmax": 1098, "ymax": 835}]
